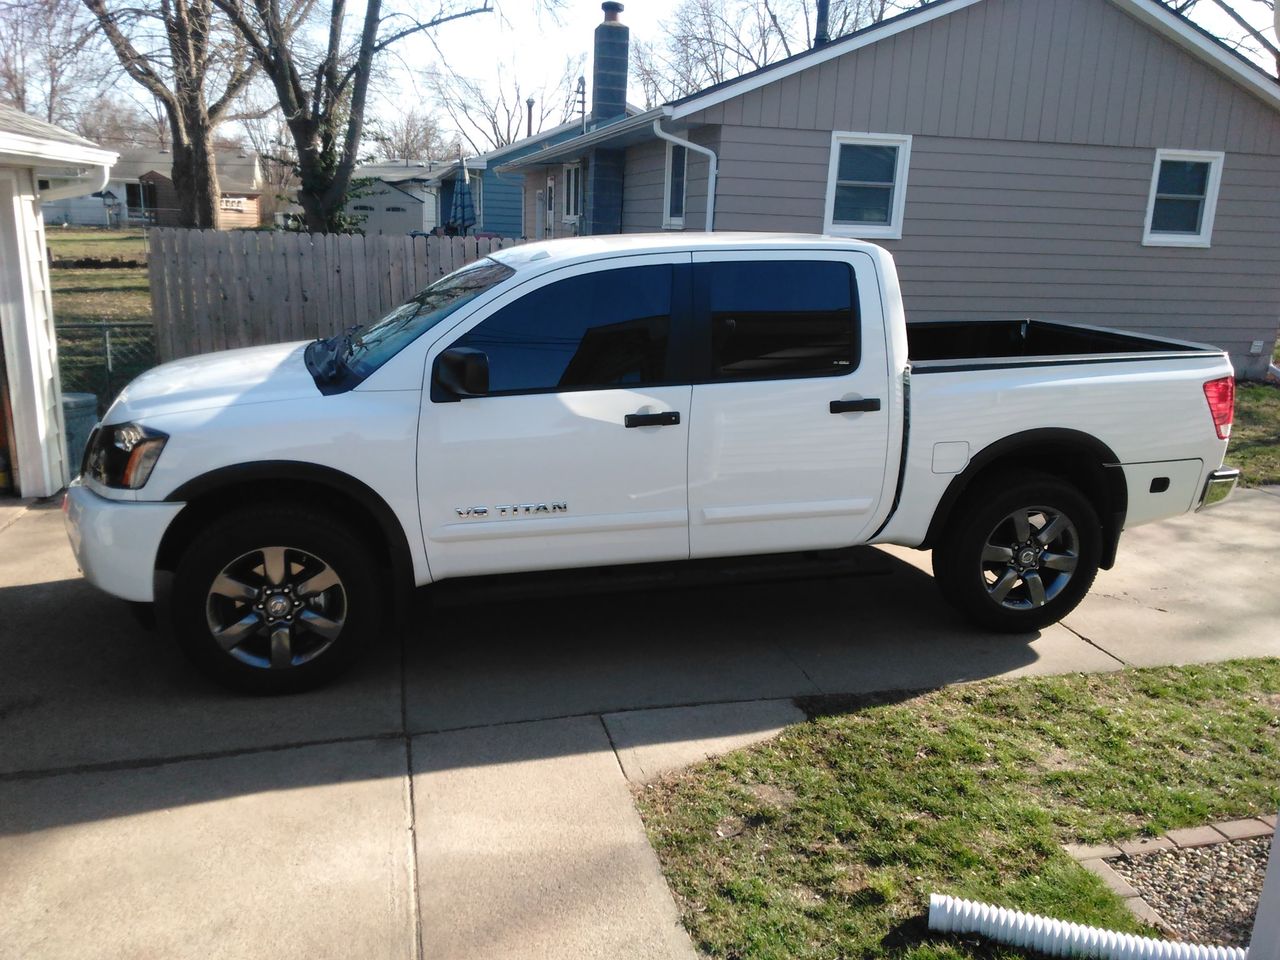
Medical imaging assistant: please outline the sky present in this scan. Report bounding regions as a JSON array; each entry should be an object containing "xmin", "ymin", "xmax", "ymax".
[
  {"xmin": 374, "ymin": 0, "xmax": 676, "ymax": 128},
  {"xmin": 370, "ymin": 0, "xmax": 1279, "ymax": 140}
]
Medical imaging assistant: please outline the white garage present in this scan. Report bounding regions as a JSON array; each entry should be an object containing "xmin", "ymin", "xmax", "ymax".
[{"xmin": 0, "ymin": 105, "xmax": 115, "ymax": 498}]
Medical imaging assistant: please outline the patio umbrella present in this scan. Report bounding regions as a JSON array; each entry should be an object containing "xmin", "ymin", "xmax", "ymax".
[{"xmin": 449, "ymin": 160, "xmax": 476, "ymax": 235}]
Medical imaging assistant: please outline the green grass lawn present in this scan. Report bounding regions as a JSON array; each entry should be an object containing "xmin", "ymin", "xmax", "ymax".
[
  {"xmin": 637, "ymin": 660, "xmax": 1280, "ymax": 960},
  {"xmin": 49, "ymin": 267, "xmax": 151, "ymax": 324},
  {"xmin": 45, "ymin": 227, "xmax": 148, "ymax": 261},
  {"xmin": 1227, "ymin": 383, "xmax": 1280, "ymax": 487}
]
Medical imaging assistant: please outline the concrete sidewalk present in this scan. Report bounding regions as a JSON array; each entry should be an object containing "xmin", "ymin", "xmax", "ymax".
[{"xmin": 0, "ymin": 490, "xmax": 1275, "ymax": 958}]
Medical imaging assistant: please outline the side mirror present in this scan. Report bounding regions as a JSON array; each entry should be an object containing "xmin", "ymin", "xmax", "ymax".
[{"xmin": 435, "ymin": 346, "xmax": 489, "ymax": 399}]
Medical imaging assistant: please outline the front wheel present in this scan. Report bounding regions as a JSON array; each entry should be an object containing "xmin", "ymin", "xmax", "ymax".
[
  {"xmin": 169, "ymin": 505, "xmax": 383, "ymax": 694},
  {"xmin": 932, "ymin": 475, "xmax": 1101, "ymax": 633}
]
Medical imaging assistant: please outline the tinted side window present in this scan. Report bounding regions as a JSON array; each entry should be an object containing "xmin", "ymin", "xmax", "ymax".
[
  {"xmin": 700, "ymin": 261, "xmax": 858, "ymax": 380},
  {"xmin": 453, "ymin": 264, "xmax": 674, "ymax": 394}
]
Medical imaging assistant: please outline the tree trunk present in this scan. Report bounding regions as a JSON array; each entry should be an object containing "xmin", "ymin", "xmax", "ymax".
[{"xmin": 167, "ymin": 106, "xmax": 220, "ymax": 228}]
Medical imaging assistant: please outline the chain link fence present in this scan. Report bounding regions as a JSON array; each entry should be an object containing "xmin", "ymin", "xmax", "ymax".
[{"xmin": 56, "ymin": 322, "xmax": 157, "ymax": 415}]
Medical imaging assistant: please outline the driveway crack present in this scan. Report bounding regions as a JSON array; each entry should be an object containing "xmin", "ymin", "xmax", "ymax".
[
  {"xmin": 401, "ymin": 634, "xmax": 425, "ymax": 960},
  {"xmin": 599, "ymin": 714, "xmax": 628, "ymax": 780},
  {"xmin": 1061, "ymin": 620, "xmax": 1128, "ymax": 667}
]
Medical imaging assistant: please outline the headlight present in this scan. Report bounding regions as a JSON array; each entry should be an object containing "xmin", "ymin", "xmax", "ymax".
[{"xmin": 84, "ymin": 422, "xmax": 168, "ymax": 489}]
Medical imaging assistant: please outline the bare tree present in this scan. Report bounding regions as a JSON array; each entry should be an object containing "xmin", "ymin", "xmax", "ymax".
[
  {"xmin": 84, "ymin": 0, "xmax": 269, "ymax": 227},
  {"xmin": 0, "ymin": 0, "xmax": 115, "ymax": 126},
  {"xmin": 73, "ymin": 94, "xmax": 166, "ymax": 147},
  {"xmin": 229, "ymin": 96, "xmax": 300, "ymax": 223},
  {"xmin": 631, "ymin": 0, "xmax": 889, "ymax": 107},
  {"xmin": 368, "ymin": 107, "xmax": 458, "ymax": 160},
  {"xmin": 1164, "ymin": 0, "xmax": 1278, "ymax": 76},
  {"xmin": 425, "ymin": 54, "xmax": 583, "ymax": 155},
  {"xmin": 210, "ymin": 0, "xmax": 502, "ymax": 233}
]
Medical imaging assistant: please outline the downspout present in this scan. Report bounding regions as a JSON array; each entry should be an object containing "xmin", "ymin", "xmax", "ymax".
[
  {"xmin": 39, "ymin": 164, "xmax": 110, "ymax": 202},
  {"xmin": 652, "ymin": 119, "xmax": 717, "ymax": 232}
]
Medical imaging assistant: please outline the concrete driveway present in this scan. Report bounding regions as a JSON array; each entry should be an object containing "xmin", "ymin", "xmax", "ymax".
[{"xmin": 0, "ymin": 489, "xmax": 1276, "ymax": 959}]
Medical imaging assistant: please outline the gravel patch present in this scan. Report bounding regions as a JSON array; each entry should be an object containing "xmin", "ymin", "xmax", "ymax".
[{"xmin": 1111, "ymin": 836, "xmax": 1270, "ymax": 947}]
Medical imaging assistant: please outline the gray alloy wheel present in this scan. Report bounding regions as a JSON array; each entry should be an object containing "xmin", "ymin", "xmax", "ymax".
[
  {"xmin": 978, "ymin": 506, "xmax": 1080, "ymax": 611},
  {"xmin": 204, "ymin": 545, "xmax": 347, "ymax": 670}
]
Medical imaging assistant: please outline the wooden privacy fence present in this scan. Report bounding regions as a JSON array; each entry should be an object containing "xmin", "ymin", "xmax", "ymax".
[{"xmin": 148, "ymin": 229, "xmax": 524, "ymax": 362}]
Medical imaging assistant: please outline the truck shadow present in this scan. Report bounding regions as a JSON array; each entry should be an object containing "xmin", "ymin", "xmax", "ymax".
[{"xmin": 0, "ymin": 535, "xmax": 1054, "ymax": 835}]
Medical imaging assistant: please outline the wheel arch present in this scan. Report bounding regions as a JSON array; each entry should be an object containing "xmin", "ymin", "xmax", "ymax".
[
  {"xmin": 922, "ymin": 429, "xmax": 1128, "ymax": 570},
  {"xmin": 156, "ymin": 461, "xmax": 414, "ymax": 588}
]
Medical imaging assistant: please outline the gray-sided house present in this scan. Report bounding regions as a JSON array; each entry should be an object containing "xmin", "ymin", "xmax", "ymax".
[
  {"xmin": 503, "ymin": 0, "xmax": 1280, "ymax": 379},
  {"xmin": 345, "ymin": 161, "xmax": 449, "ymax": 236}
]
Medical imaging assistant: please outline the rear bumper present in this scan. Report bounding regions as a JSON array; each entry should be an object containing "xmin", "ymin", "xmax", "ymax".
[
  {"xmin": 1196, "ymin": 467, "xmax": 1240, "ymax": 511},
  {"xmin": 63, "ymin": 480, "xmax": 184, "ymax": 602}
]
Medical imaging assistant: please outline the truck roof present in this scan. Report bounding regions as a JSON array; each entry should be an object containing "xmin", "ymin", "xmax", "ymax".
[{"xmin": 489, "ymin": 232, "xmax": 887, "ymax": 270}]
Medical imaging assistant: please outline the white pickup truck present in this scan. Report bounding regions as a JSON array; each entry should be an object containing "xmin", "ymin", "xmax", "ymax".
[{"xmin": 64, "ymin": 234, "xmax": 1239, "ymax": 692}]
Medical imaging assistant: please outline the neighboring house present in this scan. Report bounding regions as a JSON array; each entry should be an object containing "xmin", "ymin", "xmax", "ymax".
[
  {"xmin": 344, "ymin": 160, "xmax": 447, "ymax": 235},
  {"xmin": 0, "ymin": 104, "xmax": 115, "ymax": 497},
  {"xmin": 348, "ymin": 112, "xmax": 641, "ymax": 239},
  {"xmin": 40, "ymin": 147, "xmax": 265, "ymax": 229},
  {"xmin": 504, "ymin": 0, "xmax": 1280, "ymax": 380}
]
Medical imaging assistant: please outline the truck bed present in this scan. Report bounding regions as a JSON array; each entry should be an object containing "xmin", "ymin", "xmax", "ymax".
[
  {"xmin": 906, "ymin": 318, "xmax": 1220, "ymax": 371},
  {"xmin": 875, "ymin": 316, "xmax": 1233, "ymax": 552}
]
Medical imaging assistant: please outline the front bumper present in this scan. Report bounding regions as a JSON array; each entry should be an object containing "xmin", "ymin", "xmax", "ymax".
[
  {"xmin": 1196, "ymin": 467, "xmax": 1240, "ymax": 511},
  {"xmin": 63, "ymin": 480, "xmax": 184, "ymax": 602}
]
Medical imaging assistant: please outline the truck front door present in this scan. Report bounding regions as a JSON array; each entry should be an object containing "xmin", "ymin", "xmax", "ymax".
[
  {"xmin": 417, "ymin": 255, "xmax": 693, "ymax": 580},
  {"xmin": 687, "ymin": 251, "xmax": 892, "ymax": 559}
]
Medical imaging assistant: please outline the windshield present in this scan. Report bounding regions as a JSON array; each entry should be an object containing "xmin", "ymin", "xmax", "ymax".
[
  {"xmin": 345, "ymin": 257, "xmax": 516, "ymax": 379},
  {"xmin": 307, "ymin": 257, "xmax": 515, "ymax": 390}
]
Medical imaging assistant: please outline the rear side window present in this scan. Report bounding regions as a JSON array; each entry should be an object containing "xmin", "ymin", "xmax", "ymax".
[
  {"xmin": 698, "ymin": 260, "xmax": 858, "ymax": 380},
  {"xmin": 452, "ymin": 264, "xmax": 674, "ymax": 394}
]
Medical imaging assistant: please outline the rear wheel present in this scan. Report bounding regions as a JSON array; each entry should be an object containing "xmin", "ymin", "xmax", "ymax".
[
  {"xmin": 169, "ymin": 505, "xmax": 382, "ymax": 693},
  {"xmin": 932, "ymin": 474, "xmax": 1101, "ymax": 633}
]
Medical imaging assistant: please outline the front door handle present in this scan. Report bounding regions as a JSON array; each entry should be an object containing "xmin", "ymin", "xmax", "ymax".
[
  {"xmin": 830, "ymin": 398, "xmax": 881, "ymax": 414},
  {"xmin": 625, "ymin": 411, "xmax": 680, "ymax": 428}
]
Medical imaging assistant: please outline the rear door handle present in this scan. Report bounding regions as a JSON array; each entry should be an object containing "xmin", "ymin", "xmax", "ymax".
[
  {"xmin": 625, "ymin": 411, "xmax": 681, "ymax": 428},
  {"xmin": 829, "ymin": 398, "xmax": 881, "ymax": 414}
]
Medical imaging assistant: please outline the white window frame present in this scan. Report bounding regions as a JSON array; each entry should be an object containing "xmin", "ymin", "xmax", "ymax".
[
  {"xmin": 662, "ymin": 142, "xmax": 687, "ymax": 230},
  {"xmin": 822, "ymin": 131, "xmax": 912, "ymax": 240},
  {"xmin": 562, "ymin": 163, "xmax": 582, "ymax": 222},
  {"xmin": 1142, "ymin": 148, "xmax": 1224, "ymax": 249}
]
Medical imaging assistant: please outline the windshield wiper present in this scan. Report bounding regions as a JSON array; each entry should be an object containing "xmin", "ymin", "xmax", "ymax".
[{"xmin": 305, "ymin": 325, "xmax": 362, "ymax": 384}]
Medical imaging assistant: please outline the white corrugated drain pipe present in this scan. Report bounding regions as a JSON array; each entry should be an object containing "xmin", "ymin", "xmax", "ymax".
[
  {"xmin": 929, "ymin": 893, "xmax": 1249, "ymax": 960},
  {"xmin": 652, "ymin": 119, "xmax": 717, "ymax": 232}
]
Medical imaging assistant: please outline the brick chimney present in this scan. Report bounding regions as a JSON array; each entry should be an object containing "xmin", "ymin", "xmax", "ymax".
[
  {"xmin": 585, "ymin": 2, "xmax": 628, "ymax": 235},
  {"xmin": 591, "ymin": 2, "xmax": 629, "ymax": 125}
]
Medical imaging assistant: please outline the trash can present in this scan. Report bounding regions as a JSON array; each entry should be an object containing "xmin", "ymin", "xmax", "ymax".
[{"xmin": 63, "ymin": 392, "xmax": 99, "ymax": 478}]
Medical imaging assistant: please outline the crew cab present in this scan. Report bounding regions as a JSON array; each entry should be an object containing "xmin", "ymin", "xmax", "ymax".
[{"xmin": 63, "ymin": 234, "xmax": 1239, "ymax": 692}]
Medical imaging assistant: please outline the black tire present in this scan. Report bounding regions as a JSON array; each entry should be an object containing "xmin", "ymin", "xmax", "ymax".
[
  {"xmin": 932, "ymin": 473, "xmax": 1101, "ymax": 633},
  {"xmin": 169, "ymin": 504, "xmax": 383, "ymax": 694}
]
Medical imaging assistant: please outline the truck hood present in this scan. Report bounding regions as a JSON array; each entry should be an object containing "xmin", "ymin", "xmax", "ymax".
[{"xmin": 106, "ymin": 341, "xmax": 320, "ymax": 422}]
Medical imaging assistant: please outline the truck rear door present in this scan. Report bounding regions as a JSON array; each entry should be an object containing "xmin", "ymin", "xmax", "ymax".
[{"xmin": 687, "ymin": 250, "xmax": 892, "ymax": 558}]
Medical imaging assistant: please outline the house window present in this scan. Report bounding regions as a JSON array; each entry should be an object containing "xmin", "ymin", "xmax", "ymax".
[
  {"xmin": 823, "ymin": 132, "xmax": 912, "ymax": 240},
  {"xmin": 470, "ymin": 176, "xmax": 482, "ymax": 224},
  {"xmin": 544, "ymin": 175, "xmax": 555, "ymax": 238},
  {"xmin": 1142, "ymin": 149, "xmax": 1224, "ymax": 248},
  {"xmin": 352, "ymin": 204, "xmax": 375, "ymax": 211},
  {"xmin": 563, "ymin": 164, "xmax": 583, "ymax": 221},
  {"xmin": 663, "ymin": 144, "xmax": 687, "ymax": 229},
  {"xmin": 219, "ymin": 196, "xmax": 246, "ymax": 211},
  {"xmin": 386, "ymin": 206, "xmax": 407, "ymax": 212}
]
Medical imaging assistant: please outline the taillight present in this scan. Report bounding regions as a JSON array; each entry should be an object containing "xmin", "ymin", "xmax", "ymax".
[{"xmin": 1202, "ymin": 376, "xmax": 1234, "ymax": 440}]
